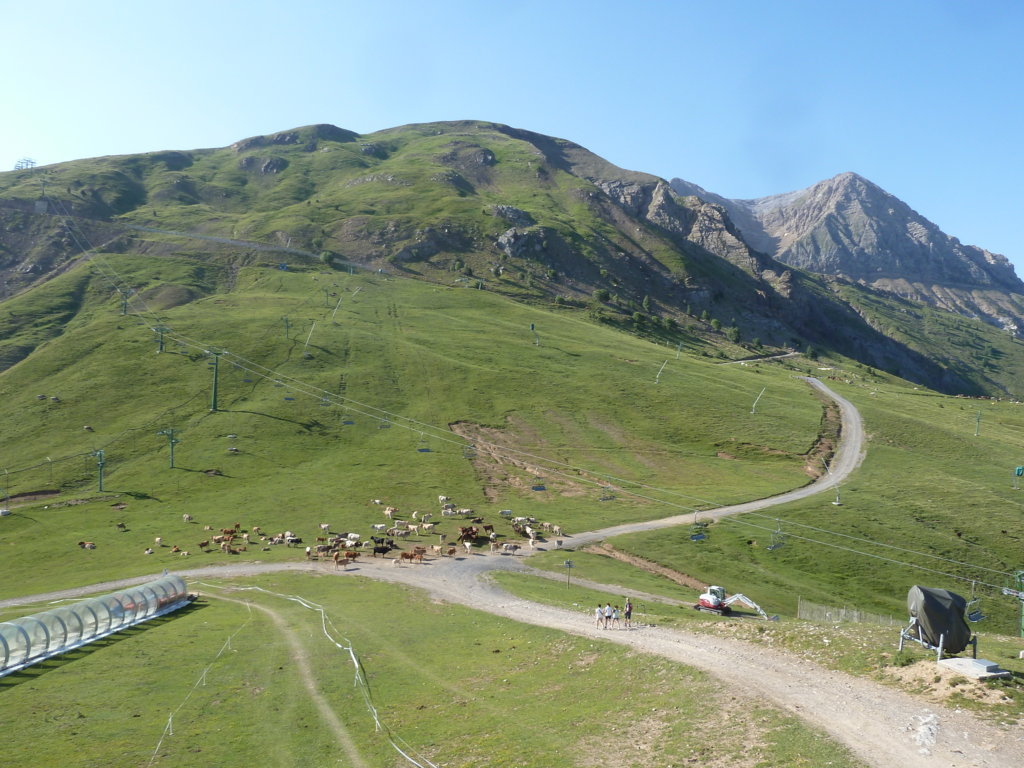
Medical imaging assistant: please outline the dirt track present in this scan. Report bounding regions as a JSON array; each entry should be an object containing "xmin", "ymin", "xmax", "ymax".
[{"xmin": 5, "ymin": 379, "xmax": 1022, "ymax": 767}]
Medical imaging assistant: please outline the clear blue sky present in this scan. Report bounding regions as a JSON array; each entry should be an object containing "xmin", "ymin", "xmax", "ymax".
[{"xmin": 3, "ymin": 1, "xmax": 1022, "ymax": 271}]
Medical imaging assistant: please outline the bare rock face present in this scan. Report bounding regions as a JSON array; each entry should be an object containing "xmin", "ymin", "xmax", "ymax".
[{"xmin": 671, "ymin": 172, "xmax": 1024, "ymax": 333}]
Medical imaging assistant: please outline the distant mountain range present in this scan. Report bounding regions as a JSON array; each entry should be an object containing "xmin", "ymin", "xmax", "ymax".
[
  {"xmin": 670, "ymin": 173, "xmax": 1024, "ymax": 335},
  {"xmin": 2, "ymin": 121, "xmax": 1024, "ymax": 397}
]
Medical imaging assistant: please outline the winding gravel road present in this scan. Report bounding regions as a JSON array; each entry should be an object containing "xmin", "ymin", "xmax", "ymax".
[{"xmin": 5, "ymin": 379, "xmax": 1021, "ymax": 767}]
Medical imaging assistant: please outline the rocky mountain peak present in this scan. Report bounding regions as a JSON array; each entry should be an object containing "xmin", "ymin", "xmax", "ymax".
[{"xmin": 670, "ymin": 172, "xmax": 1024, "ymax": 334}]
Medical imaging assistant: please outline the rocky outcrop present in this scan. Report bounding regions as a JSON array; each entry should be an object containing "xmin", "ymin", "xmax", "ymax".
[{"xmin": 671, "ymin": 172, "xmax": 1024, "ymax": 333}]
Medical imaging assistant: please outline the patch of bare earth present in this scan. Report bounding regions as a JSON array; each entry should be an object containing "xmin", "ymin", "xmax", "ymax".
[
  {"xmin": 882, "ymin": 661, "xmax": 1015, "ymax": 706},
  {"xmin": 449, "ymin": 418, "xmax": 592, "ymax": 501},
  {"xmin": 584, "ymin": 543, "xmax": 708, "ymax": 591},
  {"xmin": 806, "ymin": 390, "xmax": 841, "ymax": 478}
]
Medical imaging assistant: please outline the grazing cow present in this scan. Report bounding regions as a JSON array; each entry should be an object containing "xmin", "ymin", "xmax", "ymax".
[
  {"xmin": 463, "ymin": 540, "xmax": 473, "ymax": 554},
  {"xmin": 431, "ymin": 544, "xmax": 443, "ymax": 555},
  {"xmin": 446, "ymin": 546, "xmax": 457, "ymax": 557},
  {"xmin": 346, "ymin": 533, "xmax": 360, "ymax": 542},
  {"xmin": 116, "ymin": 522, "xmax": 127, "ymax": 532},
  {"xmin": 220, "ymin": 541, "xmax": 231, "ymax": 553},
  {"xmin": 182, "ymin": 514, "xmax": 193, "ymax": 523},
  {"xmin": 398, "ymin": 551, "xmax": 418, "ymax": 565},
  {"xmin": 438, "ymin": 495, "xmax": 450, "ymax": 503},
  {"xmin": 154, "ymin": 537, "xmax": 163, "ymax": 547},
  {"xmin": 482, "ymin": 524, "xmax": 494, "ymax": 534},
  {"xmin": 316, "ymin": 536, "xmax": 328, "ymax": 543},
  {"xmin": 203, "ymin": 525, "xmax": 213, "ymax": 531},
  {"xmin": 554, "ymin": 539, "xmax": 563, "ymax": 549},
  {"xmin": 489, "ymin": 540, "xmax": 500, "ymax": 553},
  {"xmin": 252, "ymin": 526, "xmax": 263, "ymax": 536},
  {"xmin": 198, "ymin": 540, "xmax": 210, "ymax": 551},
  {"xmin": 457, "ymin": 508, "xmax": 474, "ymax": 516},
  {"xmin": 144, "ymin": 547, "xmax": 154, "ymax": 555},
  {"xmin": 371, "ymin": 523, "xmax": 387, "ymax": 531},
  {"xmin": 221, "ymin": 528, "xmax": 235, "ymax": 536},
  {"xmin": 319, "ymin": 523, "xmax": 330, "ymax": 532},
  {"xmin": 502, "ymin": 542, "xmax": 521, "ymax": 554},
  {"xmin": 419, "ymin": 513, "xmax": 432, "ymax": 524},
  {"xmin": 372, "ymin": 545, "xmax": 391, "ymax": 557},
  {"xmin": 171, "ymin": 545, "xmax": 181, "ymax": 553},
  {"xmin": 179, "ymin": 551, "xmax": 190, "ymax": 557},
  {"xmin": 371, "ymin": 499, "xmax": 383, "ymax": 505},
  {"xmin": 407, "ymin": 524, "xmax": 421, "ymax": 536},
  {"xmin": 77, "ymin": 541, "xmax": 96, "ymax": 550}
]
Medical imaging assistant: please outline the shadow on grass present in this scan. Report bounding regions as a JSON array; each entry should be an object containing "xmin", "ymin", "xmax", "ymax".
[{"xmin": 0, "ymin": 600, "xmax": 208, "ymax": 689}]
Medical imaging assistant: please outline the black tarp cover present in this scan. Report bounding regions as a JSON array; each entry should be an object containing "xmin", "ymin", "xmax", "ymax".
[{"xmin": 907, "ymin": 586, "xmax": 973, "ymax": 654}]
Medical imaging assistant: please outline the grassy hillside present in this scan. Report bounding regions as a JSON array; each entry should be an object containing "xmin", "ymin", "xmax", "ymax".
[
  {"xmin": 5, "ymin": 120, "xmax": 1023, "ymax": 396},
  {"xmin": 568, "ymin": 355, "xmax": 1024, "ymax": 636},
  {"xmin": 0, "ymin": 573, "xmax": 865, "ymax": 768},
  {"xmin": 0, "ymin": 253, "xmax": 824, "ymax": 598}
]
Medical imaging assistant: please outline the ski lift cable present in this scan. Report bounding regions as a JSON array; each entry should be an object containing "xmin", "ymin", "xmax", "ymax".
[
  {"xmin": 717, "ymin": 517, "xmax": 1009, "ymax": 592},
  {"xmin": 742, "ymin": 510, "xmax": 1015, "ymax": 579}
]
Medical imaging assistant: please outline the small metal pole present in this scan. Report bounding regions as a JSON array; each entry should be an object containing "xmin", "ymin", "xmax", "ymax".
[
  {"xmin": 751, "ymin": 387, "xmax": 766, "ymax": 414},
  {"xmin": 655, "ymin": 360, "xmax": 668, "ymax": 384}
]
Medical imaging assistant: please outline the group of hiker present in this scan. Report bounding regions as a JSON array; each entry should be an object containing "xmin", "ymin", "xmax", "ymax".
[{"xmin": 594, "ymin": 598, "xmax": 632, "ymax": 629}]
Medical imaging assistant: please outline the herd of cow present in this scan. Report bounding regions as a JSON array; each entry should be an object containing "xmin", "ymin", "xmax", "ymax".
[{"xmin": 80, "ymin": 495, "xmax": 566, "ymax": 565}]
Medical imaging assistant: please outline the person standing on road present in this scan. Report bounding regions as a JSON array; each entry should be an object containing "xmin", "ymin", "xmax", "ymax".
[
  {"xmin": 603, "ymin": 602, "xmax": 613, "ymax": 627},
  {"xmin": 611, "ymin": 605, "xmax": 621, "ymax": 629},
  {"xmin": 595, "ymin": 604, "xmax": 605, "ymax": 628},
  {"xmin": 623, "ymin": 598, "xmax": 633, "ymax": 628}
]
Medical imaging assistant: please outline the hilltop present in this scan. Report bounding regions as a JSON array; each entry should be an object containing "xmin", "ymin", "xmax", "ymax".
[{"xmin": 2, "ymin": 121, "xmax": 1024, "ymax": 396}]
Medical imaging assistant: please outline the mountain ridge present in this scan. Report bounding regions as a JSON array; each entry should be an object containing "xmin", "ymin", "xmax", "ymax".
[
  {"xmin": 2, "ymin": 121, "xmax": 1023, "ymax": 397},
  {"xmin": 670, "ymin": 172, "xmax": 1024, "ymax": 334}
]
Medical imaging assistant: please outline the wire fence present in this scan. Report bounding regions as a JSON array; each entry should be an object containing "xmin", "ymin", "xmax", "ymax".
[{"xmin": 797, "ymin": 596, "xmax": 900, "ymax": 627}]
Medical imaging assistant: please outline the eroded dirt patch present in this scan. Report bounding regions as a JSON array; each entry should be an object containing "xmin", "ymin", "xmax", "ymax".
[{"xmin": 583, "ymin": 543, "xmax": 708, "ymax": 591}]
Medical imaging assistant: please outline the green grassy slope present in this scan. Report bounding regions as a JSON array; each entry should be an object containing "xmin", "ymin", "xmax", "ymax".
[
  {"xmin": 582, "ymin": 357, "xmax": 1024, "ymax": 636},
  {"xmin": 0, "ymin": 574, "xmax": 865, "ymax": 768},
  {"xmin": 0, "ymin": 254, "xmax": 823, "ymax": 598},
  {"xmin": 6, "ymin": 121, "xmax": 1019, "ymax": 396}
]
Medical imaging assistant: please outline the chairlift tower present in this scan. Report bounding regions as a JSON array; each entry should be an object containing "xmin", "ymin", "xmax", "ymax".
[
  {"xmin": 152, "ymin": 326, "xmax": 171, "ymax": 353},
  {"xmin": 91, "ymin": 450, "xmax": 105, "ymax": 492},
  {"xmin": 207, "ymin": 349, "xmax": 225, "ymax": 412},
  {"xmin": 117, "ymin": 287, "xmax": 134, "ymax": 315},
  {"xmin": 157, "ymin": 429, "xmax": 180, "ymax": 469}
]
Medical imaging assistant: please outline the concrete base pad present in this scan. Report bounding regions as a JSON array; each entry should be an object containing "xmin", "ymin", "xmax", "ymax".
[{"xmin": 938, "ymin": 657, "xmax": 1012, "ymax": 679}]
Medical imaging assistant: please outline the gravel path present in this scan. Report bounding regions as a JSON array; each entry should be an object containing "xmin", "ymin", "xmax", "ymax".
[{"xmin": 4, "ymin": 379, "xmax": 1021, "ymax": 767}]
